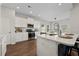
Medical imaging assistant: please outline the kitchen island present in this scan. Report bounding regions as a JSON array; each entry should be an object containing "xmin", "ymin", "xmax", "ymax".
[{"xmin": 36, "ymin": 34, "xmax": 78, "ymax": 56}]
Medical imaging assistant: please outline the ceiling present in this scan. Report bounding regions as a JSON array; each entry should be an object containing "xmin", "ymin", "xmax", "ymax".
[{"xmin": 1, "ymin": 3, "xmax": 73, "ymax": 22}]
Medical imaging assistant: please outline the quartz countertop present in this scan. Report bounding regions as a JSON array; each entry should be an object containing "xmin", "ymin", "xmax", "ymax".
[{"xmin": 37, "ymin": 34, "xmax": 79, "ymax": 46}]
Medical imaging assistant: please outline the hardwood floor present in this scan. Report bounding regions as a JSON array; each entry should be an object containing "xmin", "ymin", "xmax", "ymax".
[
  {"xmin": 5, "ymin": 39, "xmax": 78, "ymax": 56},
  {"xmin": 5, "ymin": 39, "xmax": 37, "ymax": 56}
]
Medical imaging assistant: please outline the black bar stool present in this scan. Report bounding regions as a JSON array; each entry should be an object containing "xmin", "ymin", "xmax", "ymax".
[
  {"xmin": 64, "ymin": 45, "xmax": 70, "ymax": 56},
  {"xmin": 69, "ymin": 38, "xmax": 79, "ymax": 56}
]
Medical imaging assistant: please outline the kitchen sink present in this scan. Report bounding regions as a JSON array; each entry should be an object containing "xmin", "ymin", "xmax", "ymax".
[
  {"xmin": 60, "ymin": 35, "xmax": 73, "ymax": 39},
  {"xmin": 49, "ymin": 34, "xmax": 57, "ymax": 36}
]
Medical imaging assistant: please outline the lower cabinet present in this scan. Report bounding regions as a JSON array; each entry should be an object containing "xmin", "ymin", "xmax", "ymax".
[
  {"xmin": 2, "ymin": 35, "xmax": 7, "ymax": 56},
  {"xmin": 15, "ymin": 32, "xmax": 28, "ymax": 43},
  {"xmin": 0, "ymin": 42, "xmax": 2, "ymax": 56},
  {"xmin": 37, "ymin": 37, "xmax": 58, "ymax": 56},
  {"xmin": 2, "ymin": 43, "xmax": 6, "ymax": 56}
]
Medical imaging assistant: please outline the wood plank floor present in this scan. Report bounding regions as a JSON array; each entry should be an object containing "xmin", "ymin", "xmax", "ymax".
[
  {"xmin": 5, "ymin": 39, "xmax": 37, "ymax": 56},
  {"xmin": 5, "ymin": 39, "xmax": 78, "ymax": 56}
]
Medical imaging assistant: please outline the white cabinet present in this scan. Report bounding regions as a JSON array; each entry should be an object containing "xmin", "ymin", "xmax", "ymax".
[
  {"xmin": 37, "ymin": 37, "xmax": 58, "ymax": 56},
  {"xmin": 0, "ymin": 44, "xmax": 1, "ymax": 56},
  {"xmin": 1, "ymin": 35, "xmax": 8, "ymax": 56},
  {"xmin": 0, "ymin": 35, "xmax": 7, "ymax": 56},
  {"xmin": 15, "ymin": 33, "xmax": 28, "ymax": 43},
  {"xmin": 15, "ymin": 17, "xmax": 36, "ymax": 27},
  {"xmin": 15, "ymin": 17, "xmax": 28, "ymax": 27},
  {"xmin": 1, "ymin": 7, "xmax": 15, "ymax": 45},
  {"xmin": 0, "ymin": 37, "xmax": 2, "ymax": 56}
]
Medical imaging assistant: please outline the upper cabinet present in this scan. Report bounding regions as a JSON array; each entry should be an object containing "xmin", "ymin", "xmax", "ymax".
[
  {"xmin": 15, "ymin": 17, "xmax": 35, "ymax": 27},
  {"xmin": 15, "ymin": 17, "xmax": 28, "ymax": 27}
]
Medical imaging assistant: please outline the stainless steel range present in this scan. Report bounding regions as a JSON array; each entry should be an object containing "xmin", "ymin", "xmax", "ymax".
[{"xmin": 26, "ymin": 24, "xmax": 35, "ymax": 40}]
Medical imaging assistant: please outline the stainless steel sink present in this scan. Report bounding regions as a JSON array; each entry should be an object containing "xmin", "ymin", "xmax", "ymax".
[
  {"xmin": 60, "ymin": 35, "xmax": 73, "ymax": 39},
  {"xmin": 49, "ymin": 34, "xmax": 57, "ymax": 36}
]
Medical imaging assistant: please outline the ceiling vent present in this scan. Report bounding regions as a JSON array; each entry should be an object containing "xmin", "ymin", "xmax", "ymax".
[{"xmin": 27, "ymin": 5, "xmax": 32, "ymax": 8}]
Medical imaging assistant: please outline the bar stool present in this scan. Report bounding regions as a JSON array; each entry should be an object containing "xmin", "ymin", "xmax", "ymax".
[
  {"xmin": 64, "ymin": 46, "xmax": 70, "ymax": 56},
  {"xmin": 69, "ymin": 40, "xmax": 79, "ymax": 56},
  {"xmin": 64, "ymin": 38, "xmax": 79, "ymax": 56}
]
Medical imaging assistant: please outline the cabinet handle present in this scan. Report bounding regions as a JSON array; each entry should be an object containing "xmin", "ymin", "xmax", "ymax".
[{"xmin": 9, "ymin": 32, "xmax": 11, "ymax": 33}]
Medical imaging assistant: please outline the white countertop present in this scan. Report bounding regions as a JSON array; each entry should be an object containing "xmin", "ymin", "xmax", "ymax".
[{"xmin": 37, "ymin": 34, "xmax": 79, "ymax": 46}]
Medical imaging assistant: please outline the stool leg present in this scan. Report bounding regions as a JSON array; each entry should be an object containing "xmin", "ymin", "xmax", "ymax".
[
  {"xmin": 67, "ymin": 47, "xmax": 71, "ymax": 56},
  {"xmin": 69, "ymin": 48, "xmax": 72, "ymax": 56},
  {"xmin": 78, "ymin": 50, "xmax": 79, "ymax": 56},
  {"xmin": 64, "ymin": 47, "xmax": 70, "ymax": 56}
]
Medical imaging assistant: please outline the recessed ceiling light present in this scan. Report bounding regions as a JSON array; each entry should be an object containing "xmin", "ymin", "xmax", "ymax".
[
  {"xmin": 58, "ymin": 3, "xmax": 62, "ymax": 5},
  {"xmin": 38, "ymin": 14, "xmax": 40, "ymax": 17},
  {"xmin": 16, "ymin": 6, "xmax": 20, "ymax": 9},
  {"xmin": 30, "ymin": 11, "xmax": 32, "ymax": 14}
]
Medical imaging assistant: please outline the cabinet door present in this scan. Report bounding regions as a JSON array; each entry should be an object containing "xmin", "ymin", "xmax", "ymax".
[
  {"xmin": 15, "ymin": 17, "xmax": 27, "ymax": 27},
  {"xmin": 0, "ymin": 44, "xmax": 1, "ymax": 56},
  {"xmin": 15, "ymin": 33, "xmax": 28, "ymax": 42},
  {"xmin": 15, "ymin": 33, "xmax": 23, "ymax": 42},
  {"xmin": 2, "ymin": 35, "xmax": 7, "ymax": 56},
  {"xmin": 37, "ymin": 37, "xmax": 58, "ymax": 56},
  {"xmin": 22, "ymin": 33, "xmax": 28, "ymax": 41}
]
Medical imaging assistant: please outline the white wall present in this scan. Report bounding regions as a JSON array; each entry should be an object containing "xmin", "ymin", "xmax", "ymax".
[
  {"xmin": 58, "ymin": 18, "xmax": 72, "ymax": 33},
  {"xmin": 70, "ymin": 4, "xmax": 79, "ymax": 34},
  {"xmin": 58, "ymin": 4, "xmax": 79, "ymax": 34}
]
